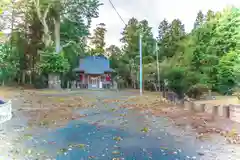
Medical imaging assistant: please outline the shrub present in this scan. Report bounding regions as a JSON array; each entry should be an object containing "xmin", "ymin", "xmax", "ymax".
[
  {"xmin": 36, "ymin": 49, "xmax": 70, "ymax": 74},
  {"xmin": 187, "ymin": 83, "xmax": 209, "ymax": 99}
]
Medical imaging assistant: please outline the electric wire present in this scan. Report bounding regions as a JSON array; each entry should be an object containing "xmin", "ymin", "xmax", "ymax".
[{"xmin": 108, "ymin": 0, "xmax": 127, "ymax": 26}]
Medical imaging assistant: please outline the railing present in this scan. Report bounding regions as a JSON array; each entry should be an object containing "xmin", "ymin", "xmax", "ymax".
[{"xmin": 0, "ymin": 100, "xmax": 12, "ymax": 124}]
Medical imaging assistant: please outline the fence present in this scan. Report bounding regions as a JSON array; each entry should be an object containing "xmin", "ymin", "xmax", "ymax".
[{"xmin": 0, "ymin": 100, "xmax": 12, "ymax": 124}]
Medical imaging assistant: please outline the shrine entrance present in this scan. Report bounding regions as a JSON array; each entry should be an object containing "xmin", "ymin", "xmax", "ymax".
[{"xmin": 88, "ymin": 75, "xmax": 100, "ymax": 89}]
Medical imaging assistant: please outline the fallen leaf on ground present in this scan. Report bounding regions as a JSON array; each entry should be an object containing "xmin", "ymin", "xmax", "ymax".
[
  {"xmin": 141, "ymin": 127, "xmax": 149, "ymax": 133},
  {"xmin": 113, "ymin": 136, "xmax": 123, "ymax": 141}
]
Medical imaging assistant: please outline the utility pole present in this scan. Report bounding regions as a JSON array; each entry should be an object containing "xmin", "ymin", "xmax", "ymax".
[
  {"xmin": 156, "ymin": 42, "xmax": 160, "ymax": 91},
  {"xmin": 139, "ymin": 33, "xmax": 143, "ymax": 96}
]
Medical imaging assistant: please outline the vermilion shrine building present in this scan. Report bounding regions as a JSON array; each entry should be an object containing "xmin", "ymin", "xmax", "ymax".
[{"xmin": 73, "ymin": 55, "xmax": 114, "ymax": 89}]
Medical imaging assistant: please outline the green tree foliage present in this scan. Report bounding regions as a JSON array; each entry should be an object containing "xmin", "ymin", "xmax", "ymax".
[
  {"xmin": 157, "ymin": 19, "xmax": 170, "ymax": 60},
  {"xmin": 217, "ymin": 50, "xmax": 239, "ymax": 94},
  {"xmin": 0, "ymin": 0, "xmax": 11, "ymax": 31},
  {"xmin": 112, "ymin": 7, "xmax": 240, "ymax": 98},
  {"xmin": 164, "ymin": 67, "xmax": 188, "ymax": 98},
  {"xmin": 106, "ymin": 45, "xmax": 121, "ymax": 58},
  {"xmin": 90, "ymin": 23, "xmax": 107, "ymax": 54},
  {"xmin": 162, "ymin": 7, "xmax": 240, "ymax": 97},
  {"xmin": 157, "ymin": 19, "xmax": 185, "ymax": 58},
  {"xmin": 194, "ymin": 11, "xmax": 204, "ymax": 29},
  {"xmin": 36, "ymin": 49, "xmax": 70, "ymax": 74},
  {"xmin": 157, "ymin": 19, "xmax": 169, "ymax": 40},
  {"xmin": 234, "ymin": 54, "xmax": 240, "ymax": 98},
  {"xmin": 114, "ymin": 18, "xmax": 155, "ymax": 88},
  {"xmin": 0, "ymin": 0, "xmax": 101, "ymax": 86},
  {"xmin": 206, "ymin": 9, "xmax": 215, "ymax": 21},
  {"xmin": 0, "ymin": 43, "xmax": 20, "ymax": 84},
  {"xmin": 138, "ymin": 20, "xmax": 155, "ymax": 58},
  {"xmin": 0, "ymin": 0, "xmax": 239, "ymax": 96}
]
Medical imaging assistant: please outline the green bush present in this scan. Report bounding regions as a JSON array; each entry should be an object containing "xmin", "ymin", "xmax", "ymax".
[
  {"xmin": 186, "ymin": 84, "xmax": 209, "ymax": 99},
  {"xmin": 33, "ymin": 74, "xmax": 48, "ymax": 89},
  {"xmin": 164, "ymin": 67, "xmax": 189, "ymax": 98},
  {"xmin": 36, "ymin": 49, "xmax": 70, "ymax": 74}
]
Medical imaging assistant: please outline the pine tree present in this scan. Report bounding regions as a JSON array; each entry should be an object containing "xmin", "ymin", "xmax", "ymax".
[
  {"xmin": 90, "ymin": 23, "xmax": 107, "ymax": 54},
  {"xmin": 194, "ymin": 11, "xmax": 204, "ymax": 29}
]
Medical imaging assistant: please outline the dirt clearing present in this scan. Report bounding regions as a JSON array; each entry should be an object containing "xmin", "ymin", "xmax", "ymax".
[
  {"xmin": 116, "ymin": 94, "xmax": 240, "ymax": 144},
  {"xmin": 12, "ymin": 89, "xmax": 97, "ymax": 128}
]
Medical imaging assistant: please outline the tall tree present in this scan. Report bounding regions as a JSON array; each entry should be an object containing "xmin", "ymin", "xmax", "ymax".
[
  {"xmin": 217, "ymin": 51, "xmax": 240, "ymax": 94},
  {"xmin": 32, "ymin": 0, "xmax": 101, "ymax": 51},
  {"xmin": 121, "ymin": 18, "xmax": 155, "ymax": 59},
  {"xmin": 157, "ymin": 19, "xmax": 170, "ymax": 61},
  {"xmin": 157, "ymin": 19, "xmax": 170, "ymax": 40},
  {"xmin": 90, "ymin": 23, "xmax": 107, "ymax": 54},
  {"xmin": 120, "ymin": 18, "xmax": 139, "ymax": 59},
  {"xmin": 119, "ymin": 18, "xmax": 140, "ymax": 88},
  {"xmin": 119, "ymin": 18, "xmax": 156, "ymax": 88},
  {"xmin": 0, "ymin": 43, "xmax": 20, "ymax": 85},
  {"xmin": 161, "ymin": 19, "xmax": 185, "ymax": 58},
  {"xmin": 206, "ymin": 10, "xmax": 215, "ymax": 21},
  {"xmin": 106, "ymin": 45, "xmax": 121, "ymax": 57},
  {"xmin": 139, "ymin": 19, "xmax": 155, "ymax": 59},
  {"xmin": 10, "ymin": 0, "xmax": 102, "ymax": 87},
  {"xmin": 194, "ymin": 10, "xmax": 204, "ymax": 29}
]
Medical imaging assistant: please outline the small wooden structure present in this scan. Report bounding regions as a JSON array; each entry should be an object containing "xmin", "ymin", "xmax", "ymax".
[{"xmin": 73, "ymin": 55, "xmax": 114, "ymax": 89}]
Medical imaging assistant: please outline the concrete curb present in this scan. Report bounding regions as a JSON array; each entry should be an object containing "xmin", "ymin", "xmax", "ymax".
[{"xmin": 183, "ymin": 100, "xmax": 240, "ymax": 122}]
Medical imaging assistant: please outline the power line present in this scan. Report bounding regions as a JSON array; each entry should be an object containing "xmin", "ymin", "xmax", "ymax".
[
  {"xmin": 108, "ymin": 0, "xmax": 126, "ymax": 26},
  {"xmin": 108, "ymin": 0, "xmax": 144, "ymax": 95}
]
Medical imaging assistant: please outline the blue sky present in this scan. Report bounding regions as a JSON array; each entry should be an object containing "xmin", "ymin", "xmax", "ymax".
[{"xmin": 91, "ymin": 0, "xmax": 240, "ymax": 47}]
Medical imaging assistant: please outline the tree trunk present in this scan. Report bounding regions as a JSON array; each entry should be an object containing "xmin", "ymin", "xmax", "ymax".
[
  {"xmin": 34, "ymin": 0, "xmax": 51, "ymax": 47},
  {"xmin": 18, "ymin": 76, "xmax": 20, "ymax": 84},
  {"xmin": 152, "ymin": 82, "xmax": 157, "ymax": 91},
  {"xmin": 50, "ymin": 13, "xmax": 61, "ymax": 89},
  {"xmin": 67, "ymin": 81, "xmax": 70, "ymax": 89},
  {"xmin": 22, "ymin": 71, "xmax": 26, "ymax": 84},
  {"xmin": 163, "ymin": 84, "xmax": 166, "ymax": 98},
  {"xmin": 54, "ymin": 17, "xmax": 61, "ymax": 53},
  {"xmin": 29, "ymin": 73, "xmax": 32, "ymax": 85}
]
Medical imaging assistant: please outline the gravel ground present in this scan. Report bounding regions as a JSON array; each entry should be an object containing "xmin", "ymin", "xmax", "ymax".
[{"xmin": 0, "ymin": 89, "xmax": 240, "ymax": 159}]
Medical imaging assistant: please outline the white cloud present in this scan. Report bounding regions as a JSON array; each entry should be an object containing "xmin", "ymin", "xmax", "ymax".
[{"xmin": 91, "ymin": 0, "xmax": 240, "ymax": 47}]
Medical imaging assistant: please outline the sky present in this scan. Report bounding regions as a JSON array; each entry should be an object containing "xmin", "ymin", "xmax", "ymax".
[{"xmin": 90, "ymin": 0, "xmax": 240, "ymax": 47}]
